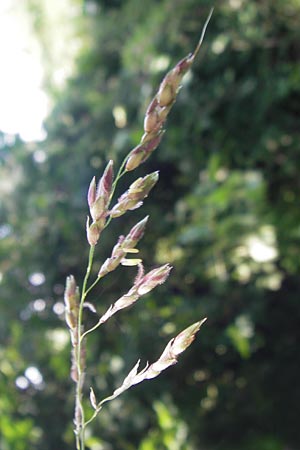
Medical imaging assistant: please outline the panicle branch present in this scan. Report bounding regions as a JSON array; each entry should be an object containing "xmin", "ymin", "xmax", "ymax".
[{"xmin": 93, "ymin": 319, "xmax": 207, "ymax": 409}]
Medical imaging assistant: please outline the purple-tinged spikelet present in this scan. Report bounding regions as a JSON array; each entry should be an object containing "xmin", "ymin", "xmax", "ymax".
[
  {"xmin": 98, "ymin": 216, "xmax": 149, "ymax": 278},
  {"xmin": 98, "ymin": 263, "xmax": 172, "ymax": 324},
  {"xmin": 110, "ymin": 172, "xmax": 159, "ymax": 218},
  {"xmin": 86, "ymin": 160, "xmax": 114, "ymax": 246}
]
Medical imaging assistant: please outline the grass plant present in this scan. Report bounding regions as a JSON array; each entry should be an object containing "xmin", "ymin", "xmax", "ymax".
[{"xmin": 63, "ymin": 9, "xmax": 213, "ymax": 449}]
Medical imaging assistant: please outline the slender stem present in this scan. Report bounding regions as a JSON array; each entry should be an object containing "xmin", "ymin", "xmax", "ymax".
[
  {"xmin": 84, "ymin": 393, "xmax": 116, "ymax": 428},
  {"xmin": 83, "ymin": 274, "xmax": 103, "ymax": 299},
  {"xmin": 81, "ymin": 318, "xmax": 102, "ymax": 341},
  {"xmin": 82, "ymin": 245, "xmax": 96, "ymax": 301},
  {"xmin": 74, "ymin": 245, "xmax": 95, "ymax": 450},
  {"xmin": 84, "ymin": 409, "xmax": 99, "ymax": 428},
  {"xmin": 110, "ymin": 156, "xmax": 128, "ymax": 200}
]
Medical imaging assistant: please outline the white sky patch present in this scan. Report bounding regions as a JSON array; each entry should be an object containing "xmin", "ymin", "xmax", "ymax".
[
  {"xmin": 246, "ymin": 226, "xmax": 278, "ymax": 263},
  {"xmin": 53, "ymin": 301, "xmax": 65, "ymax": 316},
  {"xmin": 15, "ymin": 375, "xmax": 29, "ymax": 390},
  {"xmin": 29, "ymin": 272, "xmax": 46, "ymax": 286},
  {"xmin": 46, "ymin": 328, "xmax": 69, "ymax": 352},
  {"xmin": 247, "ymin": 237, "xmax": 278, "ymax": 263},
  {"xmin": 0, "ymin": 1, "xmax": 49, "ymax": 141},
  {"xmin": 25, "ymin": 366, "xmax": 43, "ymax": 386},
  {"xmin": 112, "ymin": 105, "xmax": 127, "ymax": 128},
  {"xmin": 32, "ymin": 298, "xmax": 46, "ymax": 312}
]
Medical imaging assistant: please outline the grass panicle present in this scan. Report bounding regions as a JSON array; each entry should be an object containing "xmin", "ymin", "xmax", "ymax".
[{"xmin": 63, "ymin": 9, "xmax": 213, "ymax": 449}]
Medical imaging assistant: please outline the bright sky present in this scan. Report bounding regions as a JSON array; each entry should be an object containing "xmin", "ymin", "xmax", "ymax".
[{"xmin": 0, "ymin": 1, "xmax": 49, "ymax": 142}]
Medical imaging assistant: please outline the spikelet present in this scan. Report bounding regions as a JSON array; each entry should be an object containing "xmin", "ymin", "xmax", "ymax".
[
  {"xmin": 98, "ymin": 216, "xmax": 149, "ymax": 278},
  {"xmin": 64, "ymin": 275, "xmax": 79, "ymax": 331},
  {"xmin": 109, "ymin": 172, "xmax": 159, "ymax": 218},
  {"xmin": 86, "ymin": 160, "xmax": 114, "ymax": 246},
  {"xmin": 99, "ymin": 263, "xmax": 172, "ymax": 324}
]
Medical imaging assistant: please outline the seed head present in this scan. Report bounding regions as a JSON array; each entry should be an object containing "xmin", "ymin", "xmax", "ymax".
[
  {"xmin": 123, "ymin": 8, "xmax": 213, "ymax": 173},
  {"xmin": 89, "ymin": 160, "xmax": 114, "ymax": 222},
  {"xmin": 136, "ymin": 263, "xmax": 172, "ymax": 295},
  {"xmin": 98, "ymin": 216, "xmax": 149, "ymax": 278},
  {"xmin": 125, "ymin": 132, "xmax": 164, "ymax": 171},
  {"xmin": 87, "ymin": 176, "xmax": 97, "ymax": 208},
  {"xmin": 110, "ymin": 172, "xmax": 159, "ymax": 218},
  {"xmin": 86, "ymin": 217, "xmax": 105, "ymax": 247},
  {"xmin": 172, "ymin": 319, "xmax": 207, "ymax": 356},
  {"xmin": 98, "ymin": 263, "xmax": 171, "ymax": 324},
  {"xmin": 64, "ymin": 275, "xmax": 79, "ymax": 330},
  {"xmin": 125, "ymin": 216, "xmax": 149, "ymax": 243}
]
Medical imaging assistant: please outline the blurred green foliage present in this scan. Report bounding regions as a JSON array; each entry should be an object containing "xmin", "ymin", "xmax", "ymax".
[{"xmin": 1, "ymin": 0, "xmax": 300, "ymax": 449}]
